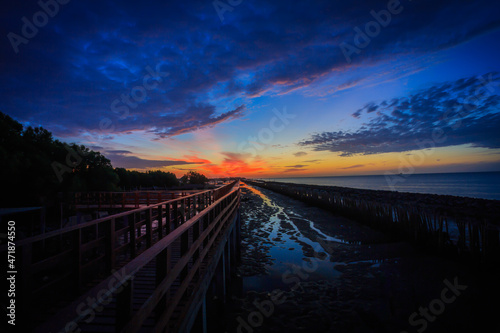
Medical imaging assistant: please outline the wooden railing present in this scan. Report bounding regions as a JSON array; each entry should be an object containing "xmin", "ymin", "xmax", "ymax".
[
  {"xmin": 70, "ymin": 190, "xmax": 192, "ymax": 209},
  {"xmin": 0, "ymin": 181, "xmax": 239, "ymax": 331},
  {"xmin": 121, "ymin": 185, "xmax": 240, "ymax": 332}
]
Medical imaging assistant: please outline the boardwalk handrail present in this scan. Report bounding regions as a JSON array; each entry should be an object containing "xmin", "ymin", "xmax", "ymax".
[
  {"xmin": 0, "ymin": 181, "xmax": 238, "ymax": 331},
  {"xmin": 35, "ymin": 181, "xmax": 240, "ymax": 333},
  {"xmin": 69, "ymin": 190, "xmax": 207, "ymax": 210},
  {"xmin": 5, "ymin": 183, "xmax": 235, "ymax": 248},
  {"xmin": 7, "ymin": 189, "xmax": 210, "ymax": 248}
]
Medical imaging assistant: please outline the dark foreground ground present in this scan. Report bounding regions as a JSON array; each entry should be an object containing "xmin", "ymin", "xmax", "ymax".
[{"xmin": 210, "ymin": 183, "xmax": 500, "ymax": 333}]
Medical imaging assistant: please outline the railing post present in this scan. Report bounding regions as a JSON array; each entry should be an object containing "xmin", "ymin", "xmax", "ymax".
[
  {"xmin": 129, "ymin": 214, "xmax": 136, "ymax": 258},
  {"xmin": 181, "ymin": 199, "xmax": 186, "ymax": 224},
  {"xmin": 186, "ymin": 197, "xmax": 191, "ymax": 220},
  {"xmin": 106, "ymin": 218, "xmax": 116, "ymax": 273},
  {"xmin": 157, "ymin": 205, "xmax": 163, "ymax": 239},
  {"xmin": 146, "ymin": 208, "xmax": 153, "ymax": 248},
  {"xmin": 173, "ymin": 201, "xmax": 179, "ymax": 228},
  {"xmin": 166, "ymin": 203, "xmax": 171, "ymax": 235},
  {"xmin": 202, "ymin": 215, "xmax": 209, "ymax": 249},
  {"xmin": 195, "ymin": 194, "xmax": 199, "ymax": 214}
]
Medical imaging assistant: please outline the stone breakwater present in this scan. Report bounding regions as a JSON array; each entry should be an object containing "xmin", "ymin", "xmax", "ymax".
[{"xmin": 245, "ymin": 180, "xmax": 500, "ymax": 267}]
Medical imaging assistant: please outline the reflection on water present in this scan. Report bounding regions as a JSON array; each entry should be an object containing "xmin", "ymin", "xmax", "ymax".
[{"xmin": 242, "ymin": 184, "xmax": 372, "ymax": 293}]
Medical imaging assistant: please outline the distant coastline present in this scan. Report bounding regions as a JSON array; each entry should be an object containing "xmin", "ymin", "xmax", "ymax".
[{"xmin": 254, "ymin": 171, "xmax": 500, "ymax": 200}]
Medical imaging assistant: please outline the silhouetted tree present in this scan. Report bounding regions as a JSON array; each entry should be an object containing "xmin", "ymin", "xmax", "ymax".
[
  {"xmin": 180, "ymin": 171, "xmax": 208, "ymax": 185},
  {"xmin": 0, "ymin": 112, "xmax": 120, "ymax": 206},
  {"xmin": 0, "ymin": 111, "xmax": 186, "ymax": 208},
  {"xmin": 115, "ymin": 168, "xmax": 179, "ymax": 189}
]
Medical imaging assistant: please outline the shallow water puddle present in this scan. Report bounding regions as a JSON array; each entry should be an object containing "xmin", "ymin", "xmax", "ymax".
[{"xmin": 243, "ymin": 185, "xmax": 345, "ymax": 292}]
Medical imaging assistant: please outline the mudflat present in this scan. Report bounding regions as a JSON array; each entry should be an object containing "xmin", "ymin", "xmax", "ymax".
[{"xmin": 216, "ymin": 184, "xmax": 500, "ymax": 333}]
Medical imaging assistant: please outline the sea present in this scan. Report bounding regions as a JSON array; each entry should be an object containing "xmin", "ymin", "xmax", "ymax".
[{"xmin": 257, "ymin": 171, "xmax": 500, "ymax": 201}]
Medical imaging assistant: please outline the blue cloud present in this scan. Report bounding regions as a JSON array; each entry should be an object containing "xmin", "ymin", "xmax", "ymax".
[
  {"xmin": 1, "ymin": 0, "xmax": 499, "ymax": 139},
  {"xmin": 299, "ymin": 73, "xmax": 500, "ymax": 155}
]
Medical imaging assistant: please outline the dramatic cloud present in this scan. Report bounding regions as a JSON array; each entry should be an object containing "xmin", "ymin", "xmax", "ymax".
[
  {"xmin": 293, "ymin": 151, "xmax": 308, "ymax": 157},
  {"xmin": 197, "ymin": 151, "xmax": 266, "ymax": 176},
  {"xmin": 1, "ymin": 0, "xmax": 499, "ymax": 140},
  {"xmin": 284, "ymin": 168, "xmax": 307, "ymax": 173},
  {"xmin": 148, "ymin": 104, "xmax": 246, "ymax": 138},
  {"xmin": 105, "ymin": 150, "xmax": 202, "ymax": 169},
  {"xmin": 341, "ymin": 164, "xmax": 365, "ymax": 169},
  {"xmin": 286, "ymin": 164, "xmax": 308, "ymax": 168},
  {"xmin": 352, "ymin": 102, "xmax": 378, "ymax": 118},
  {"xmin": 283, "ymin": 164, "xmax": 308, "ymax": 173},
  {"xmin": 299, "ymin": 73, "xmax": 500, "ymax": 156}
]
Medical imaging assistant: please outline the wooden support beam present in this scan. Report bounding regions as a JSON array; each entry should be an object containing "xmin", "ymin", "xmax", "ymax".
[
  {"xmin": 129, "ymin": 214, "xmax": 136, "ymax": 258},
  {"xmin": 157, "ymin": 205, "xmax": 163, "ymax": 239},
  {"xmin": 165, "ymin": 203, "xmax": 171, "ymax": 235},
  {"xmin": 146, "ymin": 208, "xmax": 153, "ymax": 248}
]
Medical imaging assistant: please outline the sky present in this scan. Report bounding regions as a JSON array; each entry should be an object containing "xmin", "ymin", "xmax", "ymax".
[{"xmin": 1, "ymin": 0, "xmax": 500, "ymax": 178}]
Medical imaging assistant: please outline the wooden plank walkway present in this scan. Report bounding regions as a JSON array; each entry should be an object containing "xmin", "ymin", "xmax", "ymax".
[{"xmin": 1, "ymin": 181, "xmax": 241, "ymax": 333}]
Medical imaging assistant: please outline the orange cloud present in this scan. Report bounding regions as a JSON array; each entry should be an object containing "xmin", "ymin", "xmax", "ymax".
[
  {"xmin": 197, "ymin": 152, "xmax": 268, "ymax": 177},
  {"xmin": 182, "ymin": 155, "xmax": 212, "ymax": 164}
]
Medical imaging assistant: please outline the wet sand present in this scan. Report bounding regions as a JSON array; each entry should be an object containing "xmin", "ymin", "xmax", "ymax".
[{"xmin": 213, "ymin": 183, "xmax": 500, "ymax": 333}]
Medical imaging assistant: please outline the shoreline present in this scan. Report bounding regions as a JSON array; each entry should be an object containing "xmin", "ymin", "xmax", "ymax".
[
  {"xmin": 245, "ymin": 180, "xmax": 500, "ymax": 268},
  {"xmin": 219, "ymin": 183, "xmax": 500, "ymax": 333},
  {"xmin": 247, "ymin": 180, "xmax": 500, "ymax": 219},
  {"xmin": 252, "ymin": 171, "xmax": 500, "ymax": 201}
]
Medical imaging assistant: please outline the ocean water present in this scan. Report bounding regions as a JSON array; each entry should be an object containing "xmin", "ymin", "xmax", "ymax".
[{"xmin": 258, "ymin": 171, "xmax": 500, "ymax": 200}]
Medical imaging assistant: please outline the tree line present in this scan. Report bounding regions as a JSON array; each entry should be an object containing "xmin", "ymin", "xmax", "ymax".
[{"xmin": 0, "ymin": 112, "xmax": 207, "ymax": 207}]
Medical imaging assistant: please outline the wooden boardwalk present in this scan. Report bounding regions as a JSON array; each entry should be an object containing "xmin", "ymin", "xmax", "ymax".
[{"xmin": 1, "ymin": 182, "xmax": 241, "ymax": 333}]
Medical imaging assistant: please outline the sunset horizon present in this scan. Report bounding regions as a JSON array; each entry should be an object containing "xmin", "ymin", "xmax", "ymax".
[
  {"xmin": 2, "ymin": 1, "xmax": 500, "ymax": 332},
  {"xmin": 2, "ymin": 0, "xmax": 499, "ymax": 180}
]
